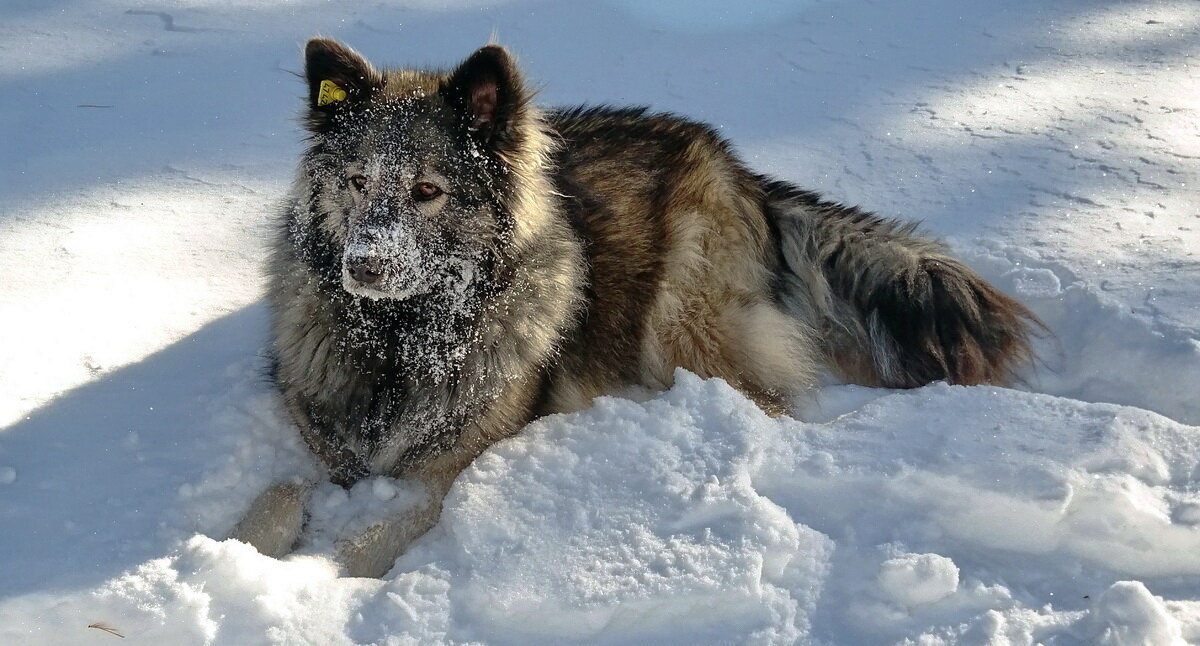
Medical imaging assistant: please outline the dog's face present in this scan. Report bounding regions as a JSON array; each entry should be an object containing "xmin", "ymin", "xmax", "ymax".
[{"xmin": 299, "ymin": 39, "xmax": 530, "ymax": 302}]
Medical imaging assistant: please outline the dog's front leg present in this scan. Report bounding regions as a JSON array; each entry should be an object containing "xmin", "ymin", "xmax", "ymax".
[
  {"xmin": 230, "ymin": 397, "xmax": 366, "ymax": 557},
  {"xmin": 335, "ymin": 443, "xmax": 479, "ymax": 578},
  {"xmin": 336, "ymin": 476, "xmax": 448, "ymax": 578},
  {"xmin": 228, "ymin": 480, "xmax": 315, "ymax": 558},
  {"xmin": 336, "ymin": 382, "xmax": 540, "ymax": 578}
]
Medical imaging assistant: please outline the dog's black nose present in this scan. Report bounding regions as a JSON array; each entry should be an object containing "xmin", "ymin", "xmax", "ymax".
[{"xmin": 347, "ymin": 259, "xmax": 383, "ymax": 285}]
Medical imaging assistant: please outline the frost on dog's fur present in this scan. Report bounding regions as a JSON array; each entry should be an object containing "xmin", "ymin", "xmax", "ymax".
[{"xmin": 232, "ymin": 38, "xmax": 1037, "ymax": 576}]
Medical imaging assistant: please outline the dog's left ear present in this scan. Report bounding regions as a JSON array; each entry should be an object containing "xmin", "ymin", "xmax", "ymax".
[
  {"xmin": 303, "ymin": 38, "xmax": 381, "ymax": 131},
  {"xmin": 442, "ymin": 45, "xmax": 529, "ymax": 149}
]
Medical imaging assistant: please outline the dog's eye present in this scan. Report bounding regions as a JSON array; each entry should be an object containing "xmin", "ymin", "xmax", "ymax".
[
  {"xmin": 413, "ymin": 182, "xmax": 443, "ymax": 201},
  {"xmin": 347, "ymin": 175, "xmax": 368, "ymax": 191}
]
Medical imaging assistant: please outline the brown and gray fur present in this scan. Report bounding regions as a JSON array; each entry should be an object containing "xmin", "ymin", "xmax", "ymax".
[{"xmin": 230, "ymin": 39, "xmax": 1038, "ymax": 577}]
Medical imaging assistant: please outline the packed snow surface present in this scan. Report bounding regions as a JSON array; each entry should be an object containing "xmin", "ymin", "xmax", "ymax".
[{"xmin": 2, "ymin": 0, "xmax": 1199, "ymax": 644}]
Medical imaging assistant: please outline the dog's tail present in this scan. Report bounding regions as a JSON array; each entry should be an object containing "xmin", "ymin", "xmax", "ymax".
[{"xmin": 763, "ymin": 178, "xmax": 1040, "ymax": 388}]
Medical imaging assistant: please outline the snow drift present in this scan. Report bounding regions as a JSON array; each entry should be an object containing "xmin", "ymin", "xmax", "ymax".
[{"xmin": 4, "ymin": 371, "xmax": 1200, "ymax": 644}]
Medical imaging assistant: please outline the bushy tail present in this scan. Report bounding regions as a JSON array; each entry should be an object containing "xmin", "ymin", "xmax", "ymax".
[{"xmin": 764, "ymin": 178, "xmax": 1039, "ymax": 388}]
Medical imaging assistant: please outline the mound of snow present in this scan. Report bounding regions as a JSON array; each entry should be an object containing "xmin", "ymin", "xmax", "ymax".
[
  {"xmin": 392, "ymin": 374, "xmax": 833, "ymax": 645},
  {"xmin": 1089, "ymin": 582, "xmax": 1187, "ymax": 646},
  {"xmin": 3, "ymin": 371, "xmax": 1199, "ymax": 644},
  {"xmin": 876, "ymin": 553, "xmax": 960, "ymax": 609}
]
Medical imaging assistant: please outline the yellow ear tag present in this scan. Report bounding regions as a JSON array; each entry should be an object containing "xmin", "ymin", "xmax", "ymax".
[{"xmin": 317, "ymin": 79, "xmax": 348, "ymax": 106}]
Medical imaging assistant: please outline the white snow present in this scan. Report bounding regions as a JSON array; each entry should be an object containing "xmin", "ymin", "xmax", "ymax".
[
  {"xmin": 1090, "ymin": 582, "xmax": 1188, "ymax": 646},
  {"xmin": 876, "ymin": 553, "xmax": 960, "ymax": 610},
  {"xmin": 2, "ymin": 0, "xmax": 1199, "ymax": 644}
]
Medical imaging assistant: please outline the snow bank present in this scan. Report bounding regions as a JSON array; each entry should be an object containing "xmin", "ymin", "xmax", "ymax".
[
  {"xmin": 4, "ymin": 371, "xmax": 1199, "ymax": 645},
  {"xmin": 392, "ymin": 374, "xmax": 831, "ymax": 646}
]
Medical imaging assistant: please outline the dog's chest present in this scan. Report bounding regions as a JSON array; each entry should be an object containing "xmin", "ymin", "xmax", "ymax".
[{"xmin": 276, "ymin": 293, "xmax": 487, "ymax": 471}]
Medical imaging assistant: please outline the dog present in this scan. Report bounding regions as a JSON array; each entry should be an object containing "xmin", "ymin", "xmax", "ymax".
[{"xmin": 229, "ymin": 38, "xmax": 1038, "ymax": 577}]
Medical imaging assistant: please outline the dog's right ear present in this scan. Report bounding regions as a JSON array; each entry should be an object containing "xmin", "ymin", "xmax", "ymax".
[
  {"xmin": 441, "ymin": 45, "xmax": 530, "ymax": 152},
  {"xmin": 303, "ymin": 38, "xmax": 380, "ymax": 129}
]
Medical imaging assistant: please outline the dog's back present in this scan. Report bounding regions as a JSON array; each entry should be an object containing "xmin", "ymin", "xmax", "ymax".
[
  {"xmin": 543, "ymin": 106, "xmax": 813, "ymax": 416},
  {"xmin": 541, "ymin": 105, "xmax": 1036, "ymax": 416}
]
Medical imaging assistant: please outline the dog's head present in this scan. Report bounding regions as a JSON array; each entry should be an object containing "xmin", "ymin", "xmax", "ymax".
[{"xmin": 296, "ymin": 38, "xmax": 546, "ymax": 302}]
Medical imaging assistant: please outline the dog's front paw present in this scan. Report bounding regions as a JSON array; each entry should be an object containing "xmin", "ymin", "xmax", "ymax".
[
  {"xmin": 865, "ymin": 257, "xmax": 1039, "ymax": 388},
  {"xmin": 228, "ymin": 482, "xmax": 310, "ymax": 558},
  {"xmin": 336, "ymin": 497, "xmax": 443, "ymax": 578}
]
